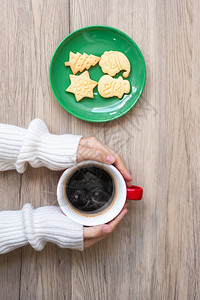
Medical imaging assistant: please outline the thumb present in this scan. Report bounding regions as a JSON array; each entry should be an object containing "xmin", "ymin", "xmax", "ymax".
[{"xmin": 77, "ymin": 145, "xmax": 115, "ymax": 164}]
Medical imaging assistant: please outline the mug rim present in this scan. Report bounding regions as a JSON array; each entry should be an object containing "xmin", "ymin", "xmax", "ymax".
[
  {"xmin": 57, "ymin": 160, "xmax": 126, "ymax": 226},
  {"xmin": 62, "ymin": 163, "xmax": 119, "ymax": 217}
]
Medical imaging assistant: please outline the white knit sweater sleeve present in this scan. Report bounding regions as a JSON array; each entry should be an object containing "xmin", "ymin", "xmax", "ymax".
[
  {"xmin": 0, "ymin": 118, "xmax": 82, "ymax": 173},
  {"xmin": 0, "ymin": 204, "xmax": 83, "ymax": 254},
  {"xmin": 0, "ymin": 119, "xmax": 84, "ymax": 253}
]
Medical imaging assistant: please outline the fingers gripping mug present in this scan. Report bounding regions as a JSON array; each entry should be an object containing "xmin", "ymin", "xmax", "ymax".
[{"xmin": 57, "ymin": 161, "xmax": 143, "ymax": 226}]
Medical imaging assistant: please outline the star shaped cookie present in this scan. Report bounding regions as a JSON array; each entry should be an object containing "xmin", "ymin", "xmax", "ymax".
[{"xmin": 66, "ymin": 71, "xmax": 98, "ymax": 102}]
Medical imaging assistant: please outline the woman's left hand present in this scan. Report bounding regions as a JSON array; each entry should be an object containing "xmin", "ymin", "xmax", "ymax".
[{"xmin": 77, "ymin": 137, "xmax": 133, "ymax": 186}]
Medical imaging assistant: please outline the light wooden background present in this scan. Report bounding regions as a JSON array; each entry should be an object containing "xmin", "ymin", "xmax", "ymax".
[{"xmin": 0, "ymin": 0, "xmax": 200, "ymax": 299}]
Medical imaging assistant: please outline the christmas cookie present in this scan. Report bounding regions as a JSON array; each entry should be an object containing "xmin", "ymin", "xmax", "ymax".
[
  {"xmin": 99, "ymin": 51, "xmax": 131, "ymax": 78},
  {"xmin": 66, "ymin": 71, "xmax": 98, "ymax": 102},
  {"xmin": 98, "ymin": 75, "xmax": 130, "ymax": 99},
  {"xmin": 65, "ymin": 52, "xmax": 100, "ymax": 74}
]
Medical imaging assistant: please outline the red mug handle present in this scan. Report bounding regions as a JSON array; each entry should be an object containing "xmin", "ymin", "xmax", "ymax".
[{"xmin": 126, "ymin": 185, "xmax": 143, "ymax": 200}]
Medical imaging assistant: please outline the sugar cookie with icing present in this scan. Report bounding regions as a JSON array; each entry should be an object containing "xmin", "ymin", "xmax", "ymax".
[
  {"xmin": 65, "ymin": 52, "xmax": 100, "ymax": 74},
  {"xmin": 99, "ymin": 51, "xmax": 131, "ymax": 78},
  {"xmin": 98, "ymin": 75, "xmax": 130, "ymax": 99}
]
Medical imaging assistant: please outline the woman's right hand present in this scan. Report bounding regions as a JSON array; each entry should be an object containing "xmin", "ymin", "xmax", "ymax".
[{"xmin": 83, "ymin": 201, "xmax": 129, "ymax": 248}]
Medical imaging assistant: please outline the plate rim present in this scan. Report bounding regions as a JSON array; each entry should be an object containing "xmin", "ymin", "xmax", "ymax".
[{"xmin": 49, "ymin": 25, "xmax": 146, "ymax": 123}]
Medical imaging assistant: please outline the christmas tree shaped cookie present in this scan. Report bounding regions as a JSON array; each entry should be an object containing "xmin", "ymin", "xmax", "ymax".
[
  {"xmin": 65, "ymin": 51, "xmax": 100, "ymax": 74},
  {"xmin": 98, "ymin": 75, "xmax": 130, "ymax": 99}
]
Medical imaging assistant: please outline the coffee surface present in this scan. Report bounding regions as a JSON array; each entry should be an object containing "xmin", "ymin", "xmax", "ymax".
[{"xmin": 66, "ymin": 166, "xmax": 114, "ymax": 212}]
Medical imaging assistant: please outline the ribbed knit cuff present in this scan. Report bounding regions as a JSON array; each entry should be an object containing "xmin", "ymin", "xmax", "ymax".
[
  {"xmin": 0, "ymin": 124, "xmax": 26, "ymax": 171},
  {"xmin": 0, "ymin": 204, "xmax": 83, "ymax": 254},
  {"xmin": 0, "ymin": 119, "xmax": 82, "ymax": 173},
  {"xmin": 0, "ymin": 210, "xmax": 28, "ymax": 254}
]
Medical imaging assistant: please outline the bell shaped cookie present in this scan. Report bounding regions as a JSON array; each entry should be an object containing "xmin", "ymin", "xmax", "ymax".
[
  {"xmin": 98, "ymin": 75, "xmax": 130, "ymax": 99},
  {"xmin": 65, "ymin": 52, "xmax": 100, "ymax": 74},
  {"xmin": 99, "ymin": 51, "xmax": 131, "ymax": 78}
]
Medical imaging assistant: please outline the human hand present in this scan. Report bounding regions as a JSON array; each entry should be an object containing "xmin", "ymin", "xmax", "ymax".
[
  {"xmin": 83, "ymin": 201, "xmax": 129, "ymax": 248},
  {"xmin": 77, "ymin": 137, "xmax": 133, "ymax": 186},
  {"xmin": 77, "ymin": 137, "xmax": 132, "ymax": 248}
]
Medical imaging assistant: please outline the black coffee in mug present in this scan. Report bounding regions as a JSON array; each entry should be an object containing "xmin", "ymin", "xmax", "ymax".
[{"xmin": 65, "ymin": 165, "xmax": 115, "ymax": 212}]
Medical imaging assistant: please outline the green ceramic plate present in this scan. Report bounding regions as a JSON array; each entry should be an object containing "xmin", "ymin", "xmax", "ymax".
[{"xmin": 49, "ymin": 26, "xmax": 146, "ymax": 122}]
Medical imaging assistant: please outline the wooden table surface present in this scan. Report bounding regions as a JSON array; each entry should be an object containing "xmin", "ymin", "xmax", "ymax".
[{"xmin": 0, "ymin": 0, "xmax": 200, "ymax": 299}]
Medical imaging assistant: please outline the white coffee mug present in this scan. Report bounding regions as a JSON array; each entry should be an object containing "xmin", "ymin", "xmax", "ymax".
[{"xmin": 57, "ymin": 161, "xmax": 143, "ymax": 226}]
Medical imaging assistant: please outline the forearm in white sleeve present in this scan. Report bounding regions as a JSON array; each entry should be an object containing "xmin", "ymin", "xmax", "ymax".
[
  {"xmin": 0, "ymin": 204, "xmax": 83, "ymax": 254},
  {"xmin": 0, "ymin": 118, "xmax": 82, "ymax": 173}
]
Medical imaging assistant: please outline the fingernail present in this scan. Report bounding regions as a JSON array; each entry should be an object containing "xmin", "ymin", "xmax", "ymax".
[
  {"xmin": 126, "ymin": 181, "xmax": 133, "ymax": 187},
  {"xmin": 106, "ymin": 154, "xmax": 115, "ymax": 164},
  {"xmin": 103, "ymin": 226, "xmax": 111, "ymax": 234}
]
